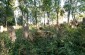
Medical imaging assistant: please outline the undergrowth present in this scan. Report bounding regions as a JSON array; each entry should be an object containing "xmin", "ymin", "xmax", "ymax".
[{"xmin": 0, "ymin": 25, "xmax": 85, "ymax": 55}]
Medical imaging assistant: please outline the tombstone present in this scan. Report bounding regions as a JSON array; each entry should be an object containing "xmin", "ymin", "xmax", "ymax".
[
  {"xmin": 0, "ymin": 26, "xmax": 3, "ymax": 32},
  {"xmin": 23, "ymin": 25, "xmax": 29, "ymax": 38},
  {"xmin": 23, "ymin": 25, "xmax": 33, "ymax": 41},
  {"xmin": 7, "ymin": 26, "xmax": 16, "ymax": 42},
  {"xmin": 82, "ymin": 17, "xmax": 85, "ymax": 25}
]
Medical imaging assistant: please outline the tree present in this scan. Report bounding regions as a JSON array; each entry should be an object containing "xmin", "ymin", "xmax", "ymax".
[
  {"xmin": 53, "ymin": 0, "xmax": 61, "ymax": 29},
  {"xmin": 19, "ymin": 0, "xmax": 33, "ymax": 41},
  {"xmin": 0, "ymin": 0, "xmax": 16, "ymax": 42},
  {"xmin": 78, "ymin": 0, "xmax": 85, "ymax": 13},
  {"xmin": 64, "ymin": 0, "xmax": 80, "ymax": 23},
  {"xmin": 42, "ymin": 0, "xmax": 52, "ymax": 25},
  {"xmin": 0, "ymin": 1, "xmax": 6, "ymax": 26},
  {"xmin": 64, "ymin": 0, "xmax": 71, "ymax": 23}
]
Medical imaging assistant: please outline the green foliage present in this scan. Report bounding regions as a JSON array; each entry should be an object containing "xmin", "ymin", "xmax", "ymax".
[
  {"xmin": 42, "ymin": 0, "xmax": 52, "ymax": 12},
  {"xmin": 64, "ymin": 3, "xmax": 71, "ymax": 11},
  {"xmin": 0, "ymin": 0, "xmax": 15, "ymax": 26},
  {"xmin": 0, "ymin": 32, "xmax": 12, "ymax": 55},
  {"xmin": 0, "ymin": 0, "xmax": 85, "ymax": 55},
  {"xmin": 0, "ymin": 25, "xmax": 85, "ymax": 55},
  {"xmin": 0, "ymin": 2, "xmax": 6, "ymax": 26}
]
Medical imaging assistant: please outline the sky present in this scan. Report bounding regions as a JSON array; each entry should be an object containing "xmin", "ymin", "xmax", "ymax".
[{"xmin": 61, "ymin": 0, "xmax": 65, "ymax": 7}]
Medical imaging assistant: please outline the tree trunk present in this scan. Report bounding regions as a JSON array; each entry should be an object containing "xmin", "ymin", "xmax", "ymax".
[
  {"xmin": 67, "ymin": 10, "xmax": 70, "ymax": 24},
  {"xmin": 22, "ymin": 11, "xmax": 33, "ymax": 41},
  {"xmin": 15, "ymin": 17, "xmax": 18, "ymax": 26},
  {"xmin": 34, "ymin": 0, "xmax": 38, "ymax": 28},
  {"xmin": 56, "ymin": 0, "xmax": 59, "ymax": 30},
  {"xmin": 56, "ymin": 11, "xmax": 59, "ymax": 31},
  {"xmin": 44, "ymin": 12, "xmax": 45, "ymax": 26},
  {"xmin": 57, "ymin": 11, "xmax": 59, "ymax": 26},
  {"xmin": 35, "ymin": 13, "xmax": 38, "ymax": 28},
  {"xmin": 47, "ymin": 12, "xmax": 50, "ymax": 25}
]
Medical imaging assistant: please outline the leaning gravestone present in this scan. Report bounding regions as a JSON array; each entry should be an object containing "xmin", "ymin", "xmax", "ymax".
[
  {"xmin": 0, "ymin": 26, "xmax": 3, "ymax": 32},
  {"xmin": 7, "ymin": 26, "xmax": 16, "ymax": 42}
]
